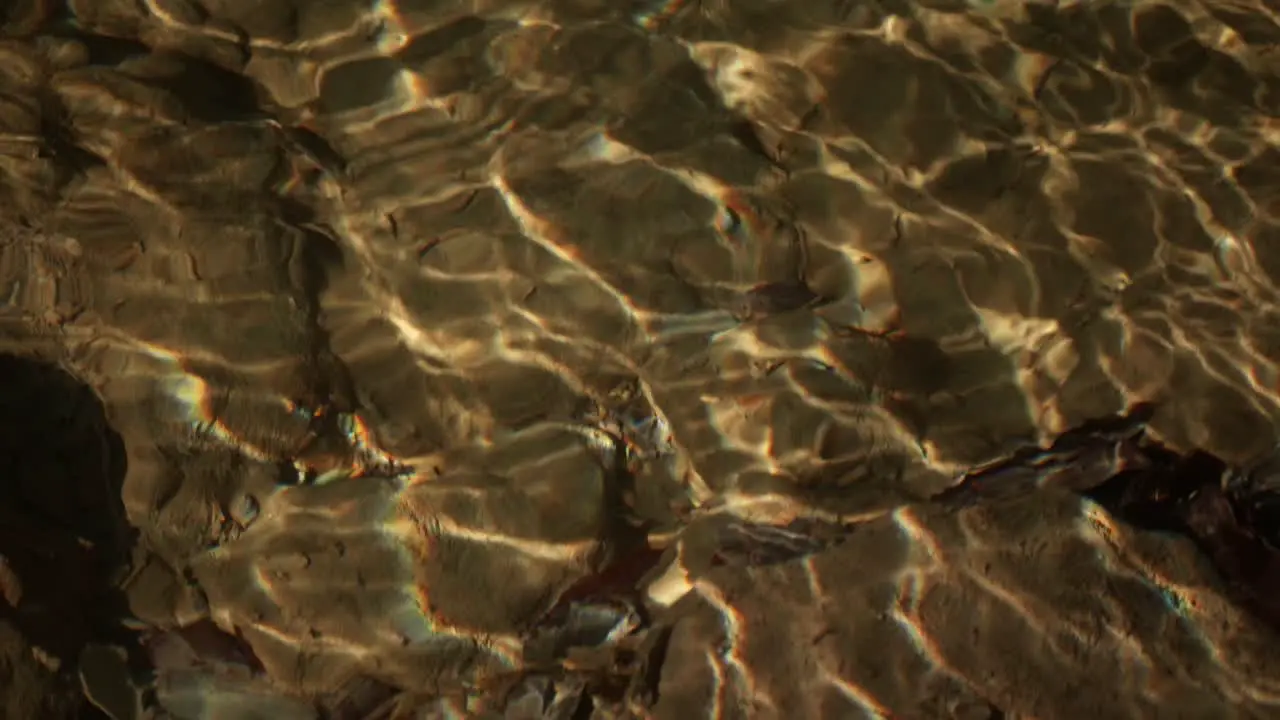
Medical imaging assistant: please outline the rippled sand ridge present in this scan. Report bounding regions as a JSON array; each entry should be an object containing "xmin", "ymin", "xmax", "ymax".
[{"xmin": 3, "ymin": 0, "xmax": 1280, "ymax": 717}]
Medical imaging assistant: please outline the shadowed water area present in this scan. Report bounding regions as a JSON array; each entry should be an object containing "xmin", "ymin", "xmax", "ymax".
[{"xmin": 2, "ymin": 0, "xmax": 1280, "ymax": 717}]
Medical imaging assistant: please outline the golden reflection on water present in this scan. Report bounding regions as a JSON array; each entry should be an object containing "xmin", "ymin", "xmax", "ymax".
[{"xmin": 3, "ymin": 0, "xmax": 1280, "ymax": 716}]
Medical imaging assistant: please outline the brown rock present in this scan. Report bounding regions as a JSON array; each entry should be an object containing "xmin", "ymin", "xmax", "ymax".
[{"xmin": 634, "ymin": 490, "xmax": 1280, "ymax": 719}]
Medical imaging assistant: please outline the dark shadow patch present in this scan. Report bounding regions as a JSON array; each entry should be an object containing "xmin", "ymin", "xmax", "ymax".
[
  {"xmin": 395, "ymin": 16, "xmax": 487, "ymax": 67},
  {"xmin": 630, "ymin": 625, "xmax": 672, "ymax": 708},
  {"xmin": 139, "ymin": 53, "xmax": 270, "ymax": 124},
  {"xmin": 0, "ymin": 353, "xmax": 135, "ymax": 715},
  {"xmin": 59, "ymin": 32, "xmax": 152, "ymax": 66},
  {"xmin": 36, "ymin": 90, "xmax": 108, "ymax": 187}
]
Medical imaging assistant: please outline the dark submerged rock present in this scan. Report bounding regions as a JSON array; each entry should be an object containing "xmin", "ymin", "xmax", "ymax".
[{"xmin": 0, "ymin": 353, "xmax": 135, "ymax": 719}]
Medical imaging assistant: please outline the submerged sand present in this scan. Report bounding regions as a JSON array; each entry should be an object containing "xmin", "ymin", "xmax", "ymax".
[{"xmin": 2, "ymin": 0, "xmax": 1280, "ymax": 717}]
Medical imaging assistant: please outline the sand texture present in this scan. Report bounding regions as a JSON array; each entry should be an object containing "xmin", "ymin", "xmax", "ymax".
[{"xmin": 2, "ymin": 0, "xmax": 1280, "ymax": 717}]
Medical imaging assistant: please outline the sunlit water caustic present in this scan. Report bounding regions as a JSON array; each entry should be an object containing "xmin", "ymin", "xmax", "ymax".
[{"xmin": 2, "ymin": 0, "xmax": 1280, "ymax": 717}]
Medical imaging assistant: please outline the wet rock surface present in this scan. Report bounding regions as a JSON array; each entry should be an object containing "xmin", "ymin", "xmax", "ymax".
[
  {"xmin": 11, "ymin": 346, "xmax": 1279, "ymax": 719},
  {"xmin": 634, "ymin": 488, "xmax": 1280, "ymax": 719},
  {"xmin": 2, "ymin": 0, "xmax": 1280, "ymax": 717}
]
